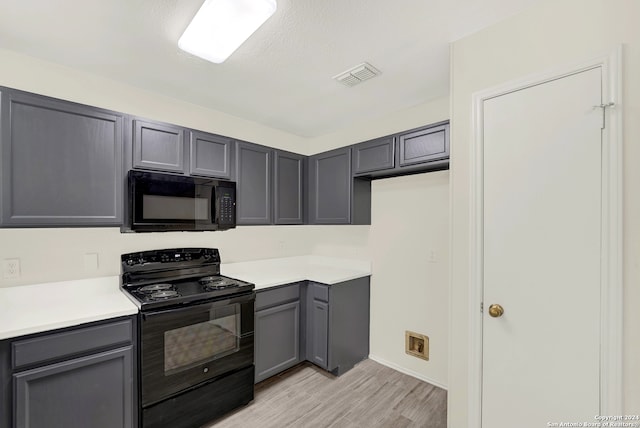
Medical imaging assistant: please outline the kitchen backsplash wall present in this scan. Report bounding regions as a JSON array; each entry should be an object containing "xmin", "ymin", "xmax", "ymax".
[{"xmin": 0, "ymin": 226, "xmax": 372, "ymax": 287}]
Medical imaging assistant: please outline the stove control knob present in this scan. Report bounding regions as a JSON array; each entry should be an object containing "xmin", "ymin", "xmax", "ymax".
[
  {"xmin": 186, "ymin": 254, "xmax": 192, "ymax": 261},
  {"xmin": 126, "ymin": 259, "xmax": 135, "ymax": 266}
]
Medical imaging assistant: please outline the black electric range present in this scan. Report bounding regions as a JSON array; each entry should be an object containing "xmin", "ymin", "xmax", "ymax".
[{"xmin": 120, "ymin": 248, "xmax": 255, "ymax": 428}]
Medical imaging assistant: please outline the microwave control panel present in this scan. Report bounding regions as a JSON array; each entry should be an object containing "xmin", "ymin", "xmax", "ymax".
[{"xmin": 217, "ymin": 187, "xmax": 236, "ymax": 226}]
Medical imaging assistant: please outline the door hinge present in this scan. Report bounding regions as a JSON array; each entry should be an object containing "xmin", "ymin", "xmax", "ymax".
[
  {"xmin": 593, "ymin": 102, "xmax": 615, "ymax": 129},
  {"xmin": 480, "ymin": 302, "xmax": 484, "ymax": 313}
]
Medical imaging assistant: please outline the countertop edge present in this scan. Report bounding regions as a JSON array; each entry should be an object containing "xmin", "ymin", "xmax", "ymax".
[{"xmin": 0, "ymin": 308, "xmax": 138, "ymax": 341}]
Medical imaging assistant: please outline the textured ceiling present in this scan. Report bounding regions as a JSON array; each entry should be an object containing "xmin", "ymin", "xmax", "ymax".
[{"xmin": 0, "ymin": 0, "xmax": 540, "ymax": 137}]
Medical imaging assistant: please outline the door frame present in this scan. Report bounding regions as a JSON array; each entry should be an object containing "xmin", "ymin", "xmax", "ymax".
[{"xmin": 467, "ymin": 46, "xmax": 623, "ymax": 427}]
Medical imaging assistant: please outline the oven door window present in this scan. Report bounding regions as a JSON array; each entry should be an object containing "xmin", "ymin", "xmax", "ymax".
[{"xmin": 164, "ymin": 306, "xmax": 239, "ymax": 374}]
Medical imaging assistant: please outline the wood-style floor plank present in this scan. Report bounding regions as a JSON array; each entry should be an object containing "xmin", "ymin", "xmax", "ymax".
[{"xmin": 204, "ymin": 359, "xmax": 447, "ymax": 428}]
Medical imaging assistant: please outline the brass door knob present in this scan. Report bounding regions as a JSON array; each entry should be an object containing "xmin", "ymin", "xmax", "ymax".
[{"xmin": 488, "ymin": 304, "xmax": 504, "ymax": 318}]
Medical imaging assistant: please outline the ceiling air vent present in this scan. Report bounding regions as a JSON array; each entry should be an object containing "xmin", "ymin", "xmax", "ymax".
[{"xmin": 333, "ymin": 62, "xmax": 381, "ymax": 87}]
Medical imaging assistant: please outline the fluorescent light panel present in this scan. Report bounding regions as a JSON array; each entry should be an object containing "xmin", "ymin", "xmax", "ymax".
[{"xmin": 179, "ymin": 0, "xmax": 277, "ymax": 64}]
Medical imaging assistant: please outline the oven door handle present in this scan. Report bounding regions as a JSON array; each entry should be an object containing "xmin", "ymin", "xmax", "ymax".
[{"xmin": 141, "ymin": 291, "xmax": 255, "ymax": 320}]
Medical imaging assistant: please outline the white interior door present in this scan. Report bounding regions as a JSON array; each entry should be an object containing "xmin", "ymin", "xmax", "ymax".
[{"xmin": 482, "ymin": 67, "xmax": 603, "ymax": 427}]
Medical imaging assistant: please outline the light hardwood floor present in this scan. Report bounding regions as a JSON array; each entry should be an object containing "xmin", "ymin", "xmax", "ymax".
[{"xmin": 205, "ymin": 359, "xmax": 447, "ymax": 428}]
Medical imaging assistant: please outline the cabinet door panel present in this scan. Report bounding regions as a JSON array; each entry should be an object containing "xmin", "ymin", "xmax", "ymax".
[
  {"xmin": 309, "ymin": 147, "xmax": 351, "ymax": 224},
  {"xmin": 255, "ymin": 301, "xmax": 300, "ymax": 382},
  {"xmin": 133, "ymin": 119, "xmax": 185, "ymax": 173},
  {"xmin": 353, "ymin": 136, "xmax": 395, "ymax": 174},
  {"xmin": 14, "ymin": 346, "xmax": 134, "ymax": 428},
  {"xmin": 236, "ymin": 142, "xmax": 272, "ymax": 224},
  {"xmin": 310, "ymin": 300, "xmax": 329, "ymax": 369},
  {"xmin": 398, "ymin": 123, "xmax": 449, "ymax": 167},
  {"xmin": 0, "ymin": 90, "xmax": 123, "ymax": 226},
  {"xmin": 274, "ymin": 151, "xmax": 304, "ymax": 224},
  {"xmin": 189, "ymin": 131, "xmax": 233, "ymax": 179}
]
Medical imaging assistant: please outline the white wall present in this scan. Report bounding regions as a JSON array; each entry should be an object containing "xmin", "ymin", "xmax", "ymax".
[
  {"xmin": 449, "ymin": 0, "xmax": 640, "ymax": 425},
  {"xmin": 368, "ymin": 171, "xmax": 449, "ymax": 388},
  {"xmin": 305, "ymin": 96, "xmax": 449, "ymax": 155}
]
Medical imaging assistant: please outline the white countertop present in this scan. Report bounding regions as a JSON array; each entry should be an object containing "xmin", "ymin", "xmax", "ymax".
[
  {"xmin": 221, "ymin": 255, "xmax": 371, "ymax": 290},
  {"xmin": 0, "ymin": 276, "xmax": 138, "ymax": 340},
  {"xmin": 0, "ymin": 256, "xmax": 370, "ymax": 340}
]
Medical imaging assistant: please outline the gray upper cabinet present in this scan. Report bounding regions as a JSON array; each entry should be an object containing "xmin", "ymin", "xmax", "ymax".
[
  {"xmin": 274, "ymin": 150, "xmax": 305, "ymax": 225},
  {"xmin": 398, "ymin": 122, "xmax": 449, "ymax": 167},
  {"xmin": 132, "ymin": 118, "xmax": 186, "ymax": 173},
  {"xmin": 189, "ymin": 130, "xmax": 234, "ymax": 179},
  {"xmin": 308, "ymin": 147, "xmax": 352, "ymax": 224},
  {"xmin": 353, "ymin": 136, "xmax": 395, "ymax": 175},
  {"xmin": 235, "ymin": 141, "xmax": 272, "ymax": 224},
  {"xmin": 0, "ymin": 88, "xmax": 123, "ymax": 226}
]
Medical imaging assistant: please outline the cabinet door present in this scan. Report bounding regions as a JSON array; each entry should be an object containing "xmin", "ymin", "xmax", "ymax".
[
  {"xmin": 274, "ymin": 150, "xmax": 304, "ymax": 225},
  {"xmin": 0, "ymin": 89, "xmax": 123, "ymax": 226},
  {"xmin": 308, "ymin": 147, "xmax": 351, "ymax": 224},
  {"xmin": 14, "ymin": 346, "xmax": 134, "ymax": 428},
  {"xmin": 398, "ymin": 123, "xmax": 449, "ymax": 167},
  {"xmin": 255, "ymin": 301, "xmax": 300, "ymax": 383},
  {"xmin": 309, "ymin": 300, "xmax": 329, "ymax": 369},
  {"xmin": 132, "ymin": 118, "xmax": 186, "ymax": 173},
  {"xmin": 235, "ymin": 142, "xmax": 272, "ymax": 224},
  {"xmin": 189, "ymin": 130, "xmax": 233, "ymax": 179},
  {"xmin": 353, "ymin": 136, "xmax": 395, "ymax": 174}
]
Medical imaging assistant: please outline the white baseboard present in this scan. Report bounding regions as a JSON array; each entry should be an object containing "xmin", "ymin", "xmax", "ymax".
[{"xmin": 368, "ymin": 354, "xmax": 448, "ymax": 391}]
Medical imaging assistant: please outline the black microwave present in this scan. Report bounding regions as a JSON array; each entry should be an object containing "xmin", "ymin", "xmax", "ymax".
[{"xmin": 126, "ymin": 170, "xmax": 236, "ymax": 232}]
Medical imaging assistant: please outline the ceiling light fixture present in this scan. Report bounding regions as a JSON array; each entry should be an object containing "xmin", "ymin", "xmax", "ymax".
[{"xmin": 178, "ymin": 0, "xmax": 277, "ymax": 64}]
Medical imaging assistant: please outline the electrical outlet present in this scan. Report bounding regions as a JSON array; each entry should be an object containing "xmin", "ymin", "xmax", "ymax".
[
  {"xmin": 3, "ymin": 258, "xmax": 20, "ymax": 279},
  {"xmin": 428, "ymin": 250, "xmax": 437, "ymax": 263}
]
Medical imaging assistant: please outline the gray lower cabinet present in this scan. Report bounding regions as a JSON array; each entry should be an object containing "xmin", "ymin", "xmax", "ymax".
[
  {"xmin": 308, "ymin": 147, "xmax": 371, "ymax": 225},
  {"xmin": 274, "ymin": 150, "xmax": 305, "ymax": 224},
  {"xmin": 189, "ymin": 130, "xmax": 234, "ymax": 179},
  {"xmin": 308, "ymin": 298, "xmax": 329, "ymax": 368},
  {"xmin": 307, "ymin": 278, "xmax": 370, "ymax": 376},
  {"xmin": 1, "ymin": 316, "xmax": 137, "ymax": 428},
  {"xmin": 254, "ymin": 278, "xmax": 370, "ymax": 383},
  {"xmin": 235, "ymin": 141, "xmax": 272, "ymax": 224},
  {"xmin": 0, "ymin": 88, "xmax": 124, "ymax": 226},
  {"xmin": 131, "ymin": 118, "xmax": 187, "ymax": 173},
  {"xmin": 14, "ymin": 347, "xmax": 133, "ymax": 428},
  {"xmin": 255, "ymin": 284, "xmax": 302, "ymax": 383}
]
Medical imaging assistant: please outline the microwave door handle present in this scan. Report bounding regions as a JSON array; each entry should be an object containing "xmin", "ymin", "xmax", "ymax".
[{"xmin": 212, "ymin": 186, "xmax": 219, "ymax": 225}]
